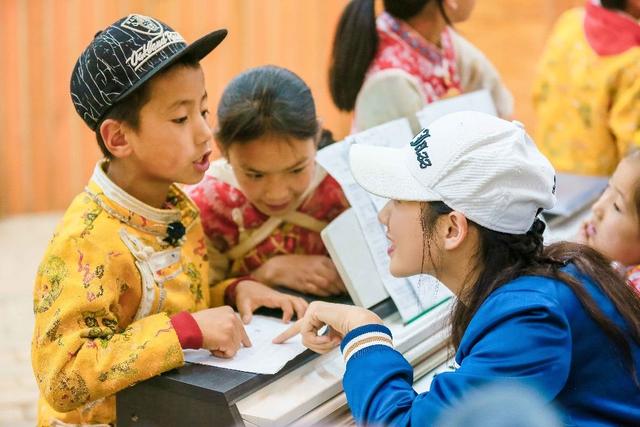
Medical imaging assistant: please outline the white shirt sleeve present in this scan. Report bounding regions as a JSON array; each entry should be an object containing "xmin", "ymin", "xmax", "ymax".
[
  {"xmin": 354, "ymin": 69, "xmax": 426, "ymax": 133},
  {"xmin": 451, "ymin": 30, "xmax": 514, "ymax": 119}
]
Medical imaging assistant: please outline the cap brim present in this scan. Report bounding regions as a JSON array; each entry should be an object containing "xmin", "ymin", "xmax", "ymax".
[
  {"xmin": 349, "ymin": 144, "xmax": 441, "ymax": 202},
  {"xmin": 175, "ymin": 28, "xmax": 228, "ymax": 64},
  {"xmin": 101, "ymin": 29, "xmax": 227, "ymax": 128}
]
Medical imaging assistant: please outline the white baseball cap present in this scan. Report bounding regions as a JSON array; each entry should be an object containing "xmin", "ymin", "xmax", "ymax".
[{"xmin": 349, "ymin": 111, "xmax": 556, "ymax": 234}]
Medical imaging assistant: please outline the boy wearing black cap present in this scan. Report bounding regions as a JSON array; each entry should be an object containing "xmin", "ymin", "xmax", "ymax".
[{"xmin": 31, "ymin": 14, "xmax": 307, "ymax": 426}]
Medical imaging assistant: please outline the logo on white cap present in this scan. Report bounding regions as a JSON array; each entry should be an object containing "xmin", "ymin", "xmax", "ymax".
[{"xmin": 410, "ymin": 128, "xmax": 432, "ymax": 169}]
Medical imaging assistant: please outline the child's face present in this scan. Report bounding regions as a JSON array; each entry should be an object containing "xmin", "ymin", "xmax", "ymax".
[
  {"xmin": 226, "ymin": 135, "xmax": 316, "ymax": 216},
  {"xmin": 123, "ymin": 64, "xmax": 213, "ymax": 187},
  {"xmin": 583, "ymin": 158, "xmax": 640, "ymax": 266}
]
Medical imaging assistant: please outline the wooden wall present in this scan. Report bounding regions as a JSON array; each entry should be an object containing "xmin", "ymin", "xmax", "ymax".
[{"xmin": 0, "ymin": 0, "xmax": 583, "ymax": 216}]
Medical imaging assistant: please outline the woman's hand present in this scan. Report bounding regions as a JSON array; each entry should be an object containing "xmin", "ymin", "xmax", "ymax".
[
  {"xmin": 252, "ymin": 255, "xmax": 346, "ymax": 297},
  {"xmin": 272, "ymin": 301, "xmax": 383, "ymax": 353},
  {"xmin": 235, "ymin": 279, "xmax": 308, "ymax": 324}
]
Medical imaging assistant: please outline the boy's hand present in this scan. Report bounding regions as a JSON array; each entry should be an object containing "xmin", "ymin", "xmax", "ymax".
[
  {"xmin": 235, "ymin": 280, "xmax": 308, "ymax": 324},
  {"xmin": 191, "ymin": 306, "xmax": 251, "ymax": 358},
  {"xmin": 252, "ymin": 255, "xmax": 346, "ymax": 297},
  {"xmin": 272, "ymin": 301, "xmax": 382, "ymax": 353}
]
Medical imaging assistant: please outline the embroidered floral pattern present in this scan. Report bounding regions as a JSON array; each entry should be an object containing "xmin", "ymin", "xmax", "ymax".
[
  {"xmin": 184, "ymin": 262, "xmax": 204, "ymax": 303},
  {"xmin": 51, "ymin": 372, "xmax": 91, "ymax": 410},
  {"xmin": 44, "ymin": 310, "xmax": 63, "ymax": 345},
  {"xmin": 98, "ymin": 352, "xmax": 139, "ymax": 383},
  {"xmin": 81, "ymin": 205, "xmax": 102, "ymax": 238},
  {"xmin": 367, "ymin": 12, "xmax": 461, "ymax": 104},
  {"xmin": 34, "ymin": 256, "xmax": 68, "ymax": 313}
]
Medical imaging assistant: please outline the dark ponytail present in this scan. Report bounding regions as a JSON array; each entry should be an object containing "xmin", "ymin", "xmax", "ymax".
[
  {"xmin": 600, "ymin": 0, "xmax": 627, "ymax": 11},
  {"xmin": 422, "ymin": 201, "xmax": 640, "ymax": 384},
  {"xmin": 317, "ymin": 129, "xmax": 336, "ymax": 149},
  {"xmin": 329, "ymin": 0, "xmax": 378, "ymax": 111},
  {"xmin": 385, "ymin": 0, "xmax": 436, "ymax": 19}
]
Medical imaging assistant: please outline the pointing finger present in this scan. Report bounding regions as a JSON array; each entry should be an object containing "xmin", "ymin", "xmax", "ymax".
[{"xmin": 272, "ymin": 319, "xmax": 302, "ymax": 344}]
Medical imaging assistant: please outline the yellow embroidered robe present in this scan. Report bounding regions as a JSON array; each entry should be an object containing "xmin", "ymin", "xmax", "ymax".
[{"xmin": 31, "ymin": 161, "xmax": 209, "ymax": 426}]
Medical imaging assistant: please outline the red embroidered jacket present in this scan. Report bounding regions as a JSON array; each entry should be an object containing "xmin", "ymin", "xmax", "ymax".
[{"xmin": 186, "ymin": 160, "xmax": 349, "ymax": 305}]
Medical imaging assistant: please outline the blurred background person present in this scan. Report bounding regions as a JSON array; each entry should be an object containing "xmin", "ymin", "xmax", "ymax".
[
  {"xmin": 328, "ymin": 0, "xmax": 513, "ymax": 133},
  {"xmin": 533, "ymin": 0, "xmax": 640, "ymax": 176}
]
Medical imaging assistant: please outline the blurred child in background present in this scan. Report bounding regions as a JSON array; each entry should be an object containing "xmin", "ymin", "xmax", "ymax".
[
  {"xmin": 329, "ymin": 0, "xmax": 513, "ymax": 133},
  {"xmin": 534, "ymin": 0, "xmax": 640, "ymax": 175},
  {"xmin": 577, "ymin": 150, "xmax": 640, "ymax": 293}
]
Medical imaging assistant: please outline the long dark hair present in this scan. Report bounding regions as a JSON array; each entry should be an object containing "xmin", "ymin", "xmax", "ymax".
[
  {"xmin": 422, "ymin": 201, "xmax": 640, "ymax": 382},
  {"xmin": 328, "ymin": 0, "xmax": 446, "ymax": 111},
  {"xmin": 216, "ymin": 65, "xmax": 333, "ymax": 150}
]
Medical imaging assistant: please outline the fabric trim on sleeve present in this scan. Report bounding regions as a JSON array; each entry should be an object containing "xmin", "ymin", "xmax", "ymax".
[
  {"xmin": 341, "ymin": 324, "xmax": 394, "ymax": 364},
  {"xmin": 170, "ymin": 311, "xmax": 203, "ymax": 349}
]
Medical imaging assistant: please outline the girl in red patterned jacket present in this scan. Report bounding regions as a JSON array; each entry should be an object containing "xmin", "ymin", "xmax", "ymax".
[
  {"xmin": 329, "ymin": 0, "xmax": 513, "ymax": 133},
  {"xmin": 187, "ymin": 66, "xmax": 350, "ymax": 323}
]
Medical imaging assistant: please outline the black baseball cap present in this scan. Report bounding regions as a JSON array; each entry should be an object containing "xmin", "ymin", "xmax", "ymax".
[{"xmin": 70, "ymin": 14, "xmax": 227, "ymax": 130}]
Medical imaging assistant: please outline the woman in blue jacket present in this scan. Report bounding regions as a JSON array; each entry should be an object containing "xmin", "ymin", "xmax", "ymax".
[{"xmin": 275, "ymin": 111, "xmax": 640, "ymax": 426}]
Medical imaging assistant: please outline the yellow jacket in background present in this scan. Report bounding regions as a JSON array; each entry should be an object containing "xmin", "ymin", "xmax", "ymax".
[{"xmin": 533, "ymin": 5, "xmax": 640, "ymax": 176}]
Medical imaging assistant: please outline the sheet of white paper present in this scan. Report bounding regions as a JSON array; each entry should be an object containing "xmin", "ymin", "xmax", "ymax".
[{"xmin": 183, "ymin": 315, "xmax": 306, "ymax": 375}]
